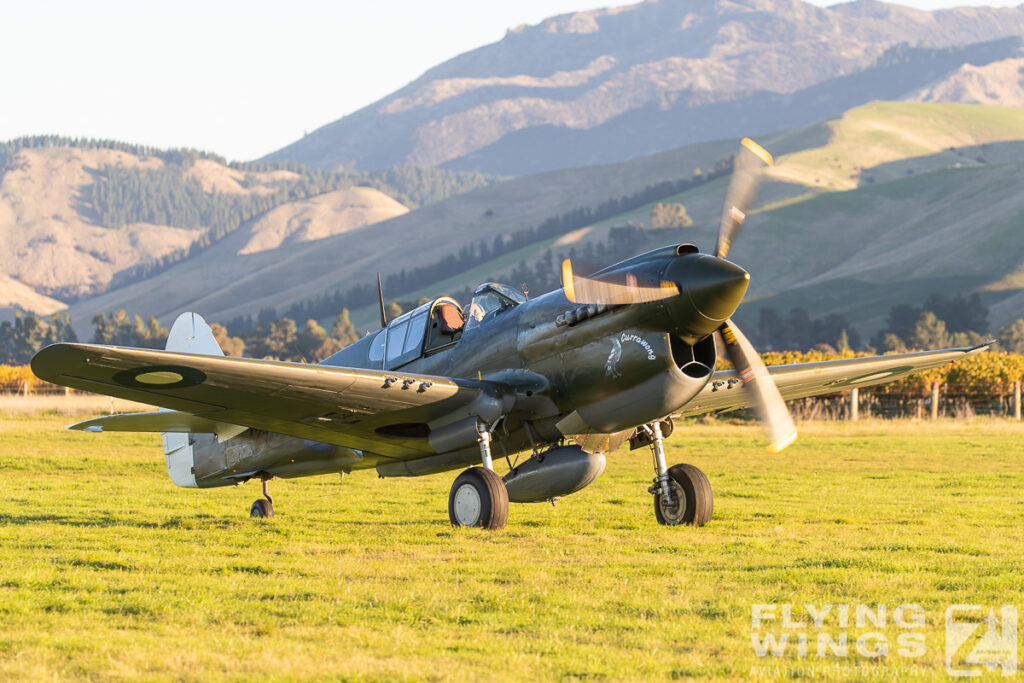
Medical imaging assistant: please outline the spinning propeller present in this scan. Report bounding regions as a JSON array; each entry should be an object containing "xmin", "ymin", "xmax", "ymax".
[{"xmin": 560, "ymin": 137, "xmax": 797, "ymax": 452}]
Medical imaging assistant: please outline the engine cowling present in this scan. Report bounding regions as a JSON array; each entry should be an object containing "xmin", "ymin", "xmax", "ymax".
[
  {"xmin": 556, "ymin": 332, "xmax": 717, "ymax": 435},
  {"xmin": 502, "ymin": 445, "xmax": 606, "ymax": 503}
]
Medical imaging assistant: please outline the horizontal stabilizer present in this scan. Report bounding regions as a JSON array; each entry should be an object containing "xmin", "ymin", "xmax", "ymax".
[{"xmin": 69, "ymin": 410, "xmax": 248, "ymax": 440}]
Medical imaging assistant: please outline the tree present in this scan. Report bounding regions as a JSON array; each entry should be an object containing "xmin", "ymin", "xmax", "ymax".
[
  {"xmin": 650, "ymin": 203, "xmax": 693, "ymax": 229},
  {"xmin": 331, "ymin": 309, "xmax": 359, "ymax": 347},
  {"xmin": 785, "ymin": 309, "xmax": 814, "ymax": 350},
  {"xmin": 910, "ymin": 312, "xmax": 951, "ymax": 349},
  {"xmin": 884, "ymin": 304, "xmax": 920, "ymax": 344},
  {"xmin": 923, "ymin": 292, "xmax": 988, "ymax": 334},
  {"xmin": 210, "ymin": 323, "xmax": 245, "ymax": 357},
  {"xmin": 997, "ymin": 318, "xmax": 1024, "ymax": 353},
  {"xmin": 91, "ymin": 311, "xmax": 166, "ymax": 348},
  {"xmin": 757, "ymin": 308, "xmax": 785, "ymax": 350},
  {"xmin": 387, "ymin": 301, "xmax": 403, "ymax": 320},
  {"xmin": 880, "ymin": 333, "xmax": 906, "ymax": 353},
  {"xmin": 837, "ymin": 329, "xmax": 852, "ymax": 353},
  {"xmin": 0, "ymin": 311, "xmax": 77, "ymax": 364},
  {"xmin": 295, "ymin": 319, "xmax": 343, "ymax": 362}
]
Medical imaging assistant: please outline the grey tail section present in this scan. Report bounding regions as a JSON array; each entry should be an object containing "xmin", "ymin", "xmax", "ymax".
[{"xmin": 162, "ymin": 312, "xmax": 225, "ymax": 488}]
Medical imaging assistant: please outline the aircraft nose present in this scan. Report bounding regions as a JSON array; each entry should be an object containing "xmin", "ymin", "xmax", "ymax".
[{"xmin": 665, "ymin": 254, "xmax": 750, "ymax": 339}]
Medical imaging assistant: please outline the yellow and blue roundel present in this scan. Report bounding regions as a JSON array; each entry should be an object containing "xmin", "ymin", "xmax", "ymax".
[{"xmin": 112, "ymin": 365, "xmax": 207, "ymax": 390}]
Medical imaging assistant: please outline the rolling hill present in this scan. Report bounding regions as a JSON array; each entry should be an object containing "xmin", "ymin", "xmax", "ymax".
[
  {"xmin": 0, "ymin": 138, "xmax": 494, "ymax": 321},
  {"xmin": 63, "ymin": 101, "xmax": 1024, "ymax": 341},
  {"xmin": 265, "ymin": 0, "xmax": 1024, "ymax": 175}
]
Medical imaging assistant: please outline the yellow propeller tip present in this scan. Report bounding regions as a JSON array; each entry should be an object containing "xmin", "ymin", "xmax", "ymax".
[
  {"xmin": 768, "ymin": 431, "xmax": 798, "ymax": 453},
  {"xmin": 561, "ymin": 259, "xmax": 576, "ymax": 303},
  {"xmin": 741, "ymin": 137, "xmax": 774, "ymax": 167}
]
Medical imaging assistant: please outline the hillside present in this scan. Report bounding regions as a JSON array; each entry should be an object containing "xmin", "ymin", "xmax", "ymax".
[
  {"xmin": 908, "ymin": 55, "xmax": 1024, "ymax": 107},
  {"xmin": 0, "ymin": 137, "xmax": 499, "ymax": 322},
  {"xmin": 70, "ymin": 101, "xmax": 1024, "ymax": 341},
  {"xmin": 65, "ymin": 137, "xmax": 753, "ymax": 329},
  {"xmin": 237, "ymin": 187, "xmax": 408, "ymax": 255},
  {"xmin": 0, "ymin": 146, "xmax": 202, "ymax": 301},
  {"xmin": 265, "ymin": 0, "xmax": 1024, "ymax": 175}
]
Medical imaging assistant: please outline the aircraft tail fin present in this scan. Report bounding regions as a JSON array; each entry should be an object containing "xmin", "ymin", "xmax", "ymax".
[
  {"xmin": 166, "ymin": 312, "xmax": 224, "ymax": 355},
  {"xmin": 161, "ymin": 312, "xmax": 225, "ymax": 488}
]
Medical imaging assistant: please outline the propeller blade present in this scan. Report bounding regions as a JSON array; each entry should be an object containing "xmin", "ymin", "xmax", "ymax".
[
  {"xmin": 562, "ymin": 258, "xmax": 678, "ymax": 306},
  {"xmin": 715, "ymin": 137, "xmax": 773, "ymax": 260},
  {"xmin": 717, "ymin": 319, "xmax": 797, "ymax": 452}
]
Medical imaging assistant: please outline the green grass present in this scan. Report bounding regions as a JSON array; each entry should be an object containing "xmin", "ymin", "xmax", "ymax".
[{"xmin": 2, "ymin": 416, "xmax": 1023, "ymax": 680}]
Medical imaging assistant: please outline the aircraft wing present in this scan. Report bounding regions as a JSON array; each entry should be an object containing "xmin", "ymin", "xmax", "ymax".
[
  {"xmin": 677, "ymin": 343, "xmax": 992, "ymax": 418},
  {"xmin": 31, "ymin": 343, "xmax": 504, "ymax": 459}
]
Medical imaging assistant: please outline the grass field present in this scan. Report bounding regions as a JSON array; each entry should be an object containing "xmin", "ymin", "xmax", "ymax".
[{"xmin": 1, "ymin": 416, "xmax": 1022, "ymax": 680}]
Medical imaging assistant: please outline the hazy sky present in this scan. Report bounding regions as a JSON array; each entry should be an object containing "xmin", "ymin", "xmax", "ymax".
[{"xmin": 0, "ymin": 0, "xmax": 1018, "ymax": 161}]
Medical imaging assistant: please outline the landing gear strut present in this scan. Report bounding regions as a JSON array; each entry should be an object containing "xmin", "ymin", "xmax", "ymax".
[
  {"xmin": 643, "ymin": 421, "xmax": 713, "ymax": 526},
  {"xmin": 448, "ymin": 421, "xmax": 509, "ymax": 529},
  {"xmin": 250, "ymin": 476, "xmax": 274, "ymax": 518}
]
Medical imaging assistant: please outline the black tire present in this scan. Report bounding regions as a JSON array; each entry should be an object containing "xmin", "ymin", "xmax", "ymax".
[
  {"xmin": 653, "ymin": 463, "xmax": 713, "ymax": 527},
  {"xmin": 448, "ymin": 467, "xmax": 509, "ymax": 530},
  {"xmin": 250, "ymin": 499, "xmax": 274, "ymax": 518}
]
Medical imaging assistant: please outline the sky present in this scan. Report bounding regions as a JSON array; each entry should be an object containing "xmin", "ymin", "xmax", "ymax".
[{"xmin": 0, "ymin": 0, "xmax": 1018, "ymax": 162}]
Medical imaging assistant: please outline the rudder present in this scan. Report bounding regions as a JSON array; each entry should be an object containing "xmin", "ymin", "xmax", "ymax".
[
  {"xmin": 162, "ymin": 312, "xmax": 223, "ymax": 488},
  {"xmin": 166, "ymin": 312, "xmax": 224, "ymax": 355}
]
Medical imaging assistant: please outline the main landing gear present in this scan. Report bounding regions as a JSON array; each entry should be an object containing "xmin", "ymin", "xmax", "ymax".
[
  {"xmin": 250, "ymin": 476, "xmax": 275, "ymax": 518},
  {"xmin": 448, "ymin": 422, "xmax": 509, "ymax": 530},
  {"xmin": 643, "ymin": 421, "xmax": 713, "ymax": 526}
]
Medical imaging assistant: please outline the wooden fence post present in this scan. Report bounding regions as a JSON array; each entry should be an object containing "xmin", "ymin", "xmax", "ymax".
[
  {"xmin": 849, "ymin": 387, "xmax": 859, "ymax": 421},
  {"xmin": 930, "ymin": 382, "xmax": 940, "ymax": 420},
  {"xmin": 1015, "ymin": 380, "xmax": 1021, "ymax": 420}
]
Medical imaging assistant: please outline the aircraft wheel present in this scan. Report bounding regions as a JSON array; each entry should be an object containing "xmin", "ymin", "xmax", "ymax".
[
  {"xmin": 448, "ymin": 467, "xmax": 508, "ymax": 530},
  {"xmin": 250, "ymin": 499, "xmax": 274, "ymax": 518},
  {"xmin": 654, "ymin": 464, "xmax": 712, "ymax": 527}
]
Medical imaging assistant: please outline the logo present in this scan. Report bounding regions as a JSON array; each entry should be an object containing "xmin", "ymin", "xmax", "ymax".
[
  {"xmin": 945, "ymin": 605, "xmax": 1017, "ymax": 677},
  {"xmin": 605, "ymin": 338, "xmax": 622, "ymax": 377},
  {"xmin": 605, "ymin": 333, "xmax": 657, "ymax": 378},
  {"xmin": 620, "ymin": 333, "xmax": 656, "ymax": 361}
]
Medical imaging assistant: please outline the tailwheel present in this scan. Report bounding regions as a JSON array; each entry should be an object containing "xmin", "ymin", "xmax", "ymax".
[
  {"xmin": 250, "ymin": 499, "xmax": 274, "ymax": 518},
  {"xmin": 250, "ymin": 476, "xmax": 275, "ymax": 518},
  {"xmin": 448, "ymin": 467, "xmax": 509, "ymax": 530},
  {"xmin": 653, "ymin": 464, "xmax": 713, "ymax": 527}
]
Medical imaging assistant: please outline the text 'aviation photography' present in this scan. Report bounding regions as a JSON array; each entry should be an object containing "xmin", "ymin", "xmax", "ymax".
[{"xmin": 2, "ymin": 0, "xmax": 1024, "ymax": 679}]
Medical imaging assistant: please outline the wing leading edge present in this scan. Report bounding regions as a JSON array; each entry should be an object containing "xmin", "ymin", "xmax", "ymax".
[
  {"xmin": 31, "ymin": 342, "xmax": 504, "ymax": 459},
  {"xmin": 677, "ymin": 343, "xmax": 993, "ymax": 418}
]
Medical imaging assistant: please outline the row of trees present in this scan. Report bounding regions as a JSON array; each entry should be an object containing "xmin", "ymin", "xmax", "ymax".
[
  {"xmin": 760, "ymin": 347, "xmax": 1024, "ymax": 401},
  {"xmin": 0, "ymin": 313, "xmax": 77, "ymax": 365},
  {"xmin": 89, "ymin": 309, "xmax": 364, "ymax": 363},
  {"xmin": 756, "ymin": 308, "xmax": 862, "ymax": 352},
  {"xmin": 753, "ymin": 292, "xmax": 1023, "ymax": 355},
  {"xmin": 757, "ymin": 290, "xmax": 1003, "ymax": 352},
  {"xmin": 237, "ymin": 310, "xmax": 361, "ymax": 362},
  {"xmin": 0, "ymin": 134, "xmax": 226, "ymax": 171}
]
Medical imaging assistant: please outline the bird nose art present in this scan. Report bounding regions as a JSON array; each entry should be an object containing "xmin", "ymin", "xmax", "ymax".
[{"xmin": 675, "ymin": 254, "xmax": 750, "ymax": 324}]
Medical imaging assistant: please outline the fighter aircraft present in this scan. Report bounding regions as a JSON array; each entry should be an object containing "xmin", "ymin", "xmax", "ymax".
[{"xmin": 31, "ymin": 139, "xmax": 990, "ymax": 530}]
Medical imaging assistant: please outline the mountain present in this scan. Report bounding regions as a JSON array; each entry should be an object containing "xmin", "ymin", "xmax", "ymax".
[
  {"xmin": 264, "ymin": 0, "xmax": 1024, "ymax": 175},
  {"xmin": 908, "ymin": 54, "xmax": 1024, "ymax": 107},
  {"xmin": 65, "ymin": 101, "xmax": 1024, "ymax": 341},
  {"xmin": 0, "ymin": 138, "xmax": 495, "ymax": 321}
]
